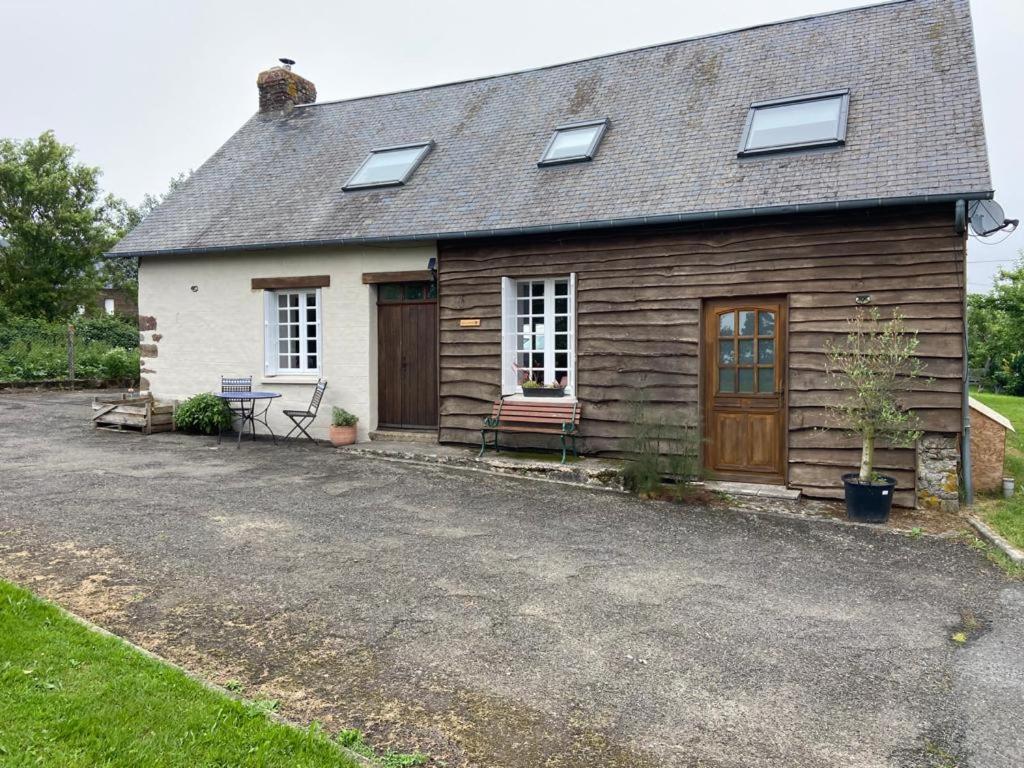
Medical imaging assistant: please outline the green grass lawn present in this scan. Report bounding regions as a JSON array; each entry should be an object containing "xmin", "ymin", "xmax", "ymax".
[
  {"xmin": 970, "ymin": 390, "xmax": 1024, "ymax": 550},
  {"xmin": 0, "ymin": 579, "xmax": 359, "ymax": 768}
]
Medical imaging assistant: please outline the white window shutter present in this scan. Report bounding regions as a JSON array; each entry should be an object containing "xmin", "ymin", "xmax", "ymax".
[
  {"xmin": 263, "ymin": 291, "xmax": 274, "ymax": 375},
  {"xmin": 500, "ymin": 277, "xmax": 517, "ymax": 395},
  {"xmin": 314, "ymin": 288, "xmax": 322, "ymax": 374},
  {"xmin": 569, "ymin": 272, "xmax": 577, "ymax": 396}
]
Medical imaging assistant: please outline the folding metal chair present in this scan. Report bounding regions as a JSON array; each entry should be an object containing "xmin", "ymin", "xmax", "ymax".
[
  {"xmin": 283, "ymin": 379, "xmax": 328, "ymax": 443},
  {"xmin": 218, "ymin": 375, "xmax": 253, "ymax": 444}
]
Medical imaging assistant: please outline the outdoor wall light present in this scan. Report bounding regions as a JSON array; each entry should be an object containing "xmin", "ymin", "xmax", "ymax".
[
  {"xmin": 190, "ymin": 285, "xmax": 199, "ymax": 293},
  {"xmin": 854, "ymin": 294, "xmax": 872, "ymax": 305}
]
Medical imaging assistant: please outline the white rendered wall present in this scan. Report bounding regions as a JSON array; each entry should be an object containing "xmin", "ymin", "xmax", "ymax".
[{"xmin": 137, "ymin": 244, "xmax": 436, "ymax": 441}]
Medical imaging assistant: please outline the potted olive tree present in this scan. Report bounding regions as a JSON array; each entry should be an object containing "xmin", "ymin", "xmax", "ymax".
[
  {"xmin": 328, "ymin": 407, "xmax": 358, "ymax": 446},
  {"xmin": 825, "ymin": 308, "xmax": 925, "ymax": 523}
]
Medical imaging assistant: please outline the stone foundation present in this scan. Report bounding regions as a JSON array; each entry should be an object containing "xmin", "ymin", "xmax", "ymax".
[{"xmin": 916, "ymin": 433, "xmax": 960, "ymax": 512}]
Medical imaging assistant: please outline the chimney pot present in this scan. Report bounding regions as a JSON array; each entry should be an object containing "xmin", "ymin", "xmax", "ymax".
[{"xmin": 257, "ymin": 60, "xmax": 316, "ymax": 114}]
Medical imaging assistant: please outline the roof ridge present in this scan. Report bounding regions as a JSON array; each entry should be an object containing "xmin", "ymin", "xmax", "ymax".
[{"xmin": 298, "ymin": 0, "xmax": 917, "ymax": 110}]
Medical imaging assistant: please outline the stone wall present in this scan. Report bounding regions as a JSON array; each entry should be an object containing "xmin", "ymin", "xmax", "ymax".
[
  {"xmin": 138, "ymin": 314, "xmax": 158, "ymax": 391},
  {"xmin": 916, "ymin": 433, "xmax": 960, "ymax": 512}
]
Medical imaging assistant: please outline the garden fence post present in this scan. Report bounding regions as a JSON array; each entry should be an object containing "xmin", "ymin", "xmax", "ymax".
[{"xmin": 67, "ymin": 324, "xmax": 75, "ymax": 389}]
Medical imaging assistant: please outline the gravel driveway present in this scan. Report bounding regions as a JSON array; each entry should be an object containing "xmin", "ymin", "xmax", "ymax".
[{"xmin": 1, "ymin": 390, "xmax": 1022, "ymax": 767}]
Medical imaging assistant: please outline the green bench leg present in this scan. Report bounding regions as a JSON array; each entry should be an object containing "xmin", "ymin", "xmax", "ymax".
[{"xmin": 480, "ymin": 429, "xmax": 501, "ymax": 456}]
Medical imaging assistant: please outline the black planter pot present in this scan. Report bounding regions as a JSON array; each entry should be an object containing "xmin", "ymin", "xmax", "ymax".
[
  {"xmin": 842, "ymin": 472, "xmax": 896, "ymax": 523},
  {"xmin": 521, "ymin": 387, "xmax": 565, "ymax": 398}
]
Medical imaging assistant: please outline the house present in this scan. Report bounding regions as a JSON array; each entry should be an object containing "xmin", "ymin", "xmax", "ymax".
[
  {"xmin": 97, "ymin": 285, "xmax": 138, "ymax": 317},
  {"xmin": 109, "ymin": 0, "xmax": 992, "ymax": 509}
]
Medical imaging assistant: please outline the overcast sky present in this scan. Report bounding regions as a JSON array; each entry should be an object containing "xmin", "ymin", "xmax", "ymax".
[{"xmin": 3, "ymin": 0, "xmax": 1019, "ymax": 291}]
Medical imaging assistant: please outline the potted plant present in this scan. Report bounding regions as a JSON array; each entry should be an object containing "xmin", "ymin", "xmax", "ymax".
[
  {"xmin": 520, "ymin": 380, "xmax": 565, "ymax": 398},
  {"xmin": 825, "ymin": 308, "xmax": 925, "ymax": 523},
  {"xmin": 328, "ymin": 407, "xmax": 358, "ymax": 446}
]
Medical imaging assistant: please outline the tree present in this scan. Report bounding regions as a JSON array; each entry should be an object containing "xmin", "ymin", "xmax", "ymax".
[
  {"xmin": 967, "ymin": 252, "xmax": 1024, "ymax": 387},
  {"xmin": 825, "ymin": 308, "xmax": 926, "ymax": 483},
  {"xmin": 100, "ymin": 171, "xmax": 191, "ymax": 295},
  {"xmin": 0, "ymin": 131, "xmax": 117, "ymax": 320}
]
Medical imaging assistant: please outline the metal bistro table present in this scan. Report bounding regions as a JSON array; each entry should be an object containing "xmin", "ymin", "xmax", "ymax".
[{"xmin": 216, "ymin": 391, "xmax": 281, "ymax": 447}]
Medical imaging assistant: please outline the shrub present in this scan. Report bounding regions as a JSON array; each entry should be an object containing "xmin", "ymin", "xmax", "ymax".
[
  {"xmin": 623, "ymin": 391, "xmax": 702, "ymax": 500},
  {"xmin": 101, "ymin": 348, "xmax": 140, "ymax": 382},
  {"xmin": 173, "ymin": 393, "xmax": 233, "ymax": 435},
  {"xmin": 0, "ymin": 317, "xmax": 62, "ymax": 354},
  {"xmin": 331, "ymin": 407, "xmax": 358, "ymax": 427},
  {"xmin": 0, "ymin": 314, "xmax": 139, "ymax": 383},
  {"xmin": 74, "ymin": 342, "xmax": 110, "ymax": 379},
  {"xmin": 0, "ymin": 340, "xmax": 66, "ymax": 381},
  {"xmin": 994, "ymin": 351, "xmax": 1024, "ymax": 396},
  {"xmin": 75, "ymin": 315, "xmax": 139, "ymax": 349}
]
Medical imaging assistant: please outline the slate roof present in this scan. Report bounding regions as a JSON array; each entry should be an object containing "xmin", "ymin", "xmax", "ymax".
[{"xmin": 111, "ymin": 0, "xmax": 991, "ymax": 257}]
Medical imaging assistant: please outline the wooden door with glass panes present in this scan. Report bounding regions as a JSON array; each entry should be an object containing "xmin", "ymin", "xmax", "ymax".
[{"xmin": 702, "ymin": 298, "xmax": 786, "ymax": 482}]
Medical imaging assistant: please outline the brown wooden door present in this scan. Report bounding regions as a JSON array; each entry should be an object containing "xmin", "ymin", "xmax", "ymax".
[
  {"xmin": 703, "ymin": 298, "xmax": 786, "ymax": 482},
  {"xmin": 377, "ymin": 283, "xmax": 438, "ymax": 429}
]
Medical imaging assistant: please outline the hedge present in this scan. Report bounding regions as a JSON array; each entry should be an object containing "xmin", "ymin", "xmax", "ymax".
[{"xmin": 0, "ymin": 315, "xmax": 140, "ymax": 384}]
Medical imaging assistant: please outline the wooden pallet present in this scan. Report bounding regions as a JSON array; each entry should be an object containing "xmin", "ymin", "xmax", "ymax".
[{"xmin": 92, "ymin": 393, "xmax": 174, "ymax": 434}]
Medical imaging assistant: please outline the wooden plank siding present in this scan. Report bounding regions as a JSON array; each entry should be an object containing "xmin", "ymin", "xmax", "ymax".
[{"xmin": 437, "ymin": 206, "xmax": 966, "ymax": 506}]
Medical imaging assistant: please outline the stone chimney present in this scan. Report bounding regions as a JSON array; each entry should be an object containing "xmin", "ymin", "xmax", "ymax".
[{"xmin": 257, "ymin": 58, "xmax": 316, "ymax": 113}]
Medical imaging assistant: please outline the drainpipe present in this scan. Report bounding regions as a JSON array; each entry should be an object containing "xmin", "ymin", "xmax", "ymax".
[
  {"xmin": 958, "ymin": 199, "xmax": 974, "ymax": 506},
  {"xmin": 962, "ymin": 307, "xmax": 973, "ymax": 506}
]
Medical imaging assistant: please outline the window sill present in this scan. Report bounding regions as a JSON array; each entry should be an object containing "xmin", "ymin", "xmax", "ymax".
[
  {"xmin": 503, "ymin": 393, "xmax": 578, "ymax": 403},
  {"xmin": 260, "ymin": 375, "xmax": 321, "ymax": 385}
]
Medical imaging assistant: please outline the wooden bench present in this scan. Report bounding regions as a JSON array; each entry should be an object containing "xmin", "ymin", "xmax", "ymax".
[{"xmin": 480, "ymin": 397, "xmax": 581, "ymax": 463}]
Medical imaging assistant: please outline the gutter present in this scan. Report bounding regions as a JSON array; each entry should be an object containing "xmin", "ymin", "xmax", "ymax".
[{"xmin": 106, "ymin": 190, "xmax": 994, "ymax": 259}]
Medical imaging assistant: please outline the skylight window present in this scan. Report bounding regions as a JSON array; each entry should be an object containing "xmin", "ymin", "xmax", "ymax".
[
  {"xmin": 344, "ymin": 141, "xmax": 433, "ymax": 190},
  {"xmin": 538, "ymin": 119, "xmax": 609, "ymax": 166},
  {"xmin": 739, "ymin": 90, "xmax": 849, "ymax": 156}
]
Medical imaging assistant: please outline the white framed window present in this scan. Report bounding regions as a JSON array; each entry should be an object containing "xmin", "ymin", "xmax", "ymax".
[
  {"xmin": 263, "ymin": 289, "xmax": 321, "ymax": 375},
  {"xmin": 501, "ymin": 275, "xmax": 576, "ymax": 396},
  {"xmin": 103, "ymin": 298, "xmax": 115, "ymax": 315}
]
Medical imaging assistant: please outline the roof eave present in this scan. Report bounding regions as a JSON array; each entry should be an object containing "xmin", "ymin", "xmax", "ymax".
[{"xmin": 106, "ymin": 189, "xmax": 994, "ymax": 259}]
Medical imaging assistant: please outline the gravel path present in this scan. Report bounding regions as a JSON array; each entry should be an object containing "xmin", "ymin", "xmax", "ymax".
[{"xmin": 1, "ymin": 390, "xmax": 1021, "ymax": 767}]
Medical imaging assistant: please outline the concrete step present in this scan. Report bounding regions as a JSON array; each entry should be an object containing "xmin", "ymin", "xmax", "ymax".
[
  {"xmin": 343, "ymin": 441, "xmax": 626, "ymax": 492},
  {"xmin": 369, "ymin": 429, "xmax": 438, "ymax": 444},
  {"xmin": 703, "ymin": 480, "xmax": 801, "ymax": 500}
]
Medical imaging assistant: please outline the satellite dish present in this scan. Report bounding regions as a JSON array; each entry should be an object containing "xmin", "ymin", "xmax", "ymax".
[{"xmin": 969, "ymin": 199, "xmax": 1008, "ymax": 236}]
